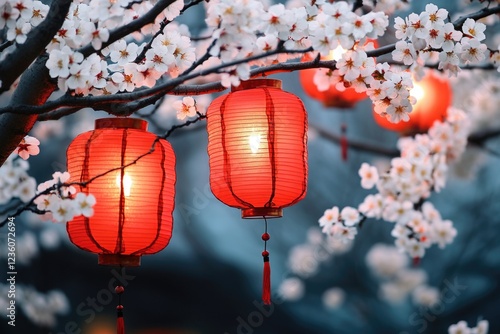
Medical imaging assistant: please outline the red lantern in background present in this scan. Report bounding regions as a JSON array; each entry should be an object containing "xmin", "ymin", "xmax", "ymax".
[
  {"xmin": 66, "ymin": 117, "xmax": 176, "ymax": 267},
  {"xmin": 299, "ymin": 41, "xmax": 378, "ymax": 109},
  {"xmin": 374, "ymin": 70, "xmax": 452, "ymax": 135},
  {"xmin": 206, "ymin": 79, "xmax": 308, "ymax": 304}
]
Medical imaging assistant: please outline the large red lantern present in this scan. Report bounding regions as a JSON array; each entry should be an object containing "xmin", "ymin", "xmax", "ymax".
[
  {"xmin": 299, "ymin": 41, "xmax": 378, "ymax": 109},
  {"xmin": 206, "ymin": 79, "xmax": 308, "ymax": 304},
  {"xmin": 66, "ymin": 118, "xmax": 176, "ymax": 267},
  {"xmin": 374, "ymin": 70, "xmax": 452, "ymax": 134}
]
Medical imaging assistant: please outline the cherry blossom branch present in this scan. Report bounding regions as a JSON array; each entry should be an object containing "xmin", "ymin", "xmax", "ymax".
[
  {"xmin": 161, "ymin": 112, "xmax": 206, "ymax": 138},
  {"xmin": 78, "ymin": 0, "xmax": 179, "ymax": 58},
  {"xmin": 0, "ymin": 47, "xmax": 313, "ymax": 116},
  {"xmin": 0, "ymin": 0, "xmax": 73, "ymax": 94},
  {"xmin": 134, "ymin": 0, "xmax": 205, "ymax": 63},
  {"xmin": 0, "ymin": 40, "xmax": 13, "ymax": 52},
  {"xmin": 1, "ymin": 3, "xmax": 498, "ymax": 117},
  {"xmin": 453, "ymin": 4, "xmax": 500, "ymax": 30}
]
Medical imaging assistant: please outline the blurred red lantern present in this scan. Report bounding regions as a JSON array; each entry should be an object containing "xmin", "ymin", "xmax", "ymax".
[
  {"xmin": 66, "ymin": 118, "xmax": 176, "ymax": 267},
  {"xmin": 374, "ymin": 70, "xmax": 452, "ymax": 134},
  {"xmin": 206, "ymin": 79, "xmax": 308, "ymax": 304},
  {"xmin": 299, "ymin": 40, "xmax": 378, "ymax": 109}
]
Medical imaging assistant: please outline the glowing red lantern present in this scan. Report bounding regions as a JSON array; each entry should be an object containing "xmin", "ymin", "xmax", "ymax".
[
  {"xmin": 66, "ymin": 118, "xmax": 176, "ymax": 267},
  {"xmin": 299, "ymin": 41, "xmax": 378, "ymax": 109},
  {"xmin": 374, "ymin": 70, "xmax": 452, "ymax": 134},
  {"xmin": 206, "ymin": 79, "xmax": 308, "ymax": 304}
]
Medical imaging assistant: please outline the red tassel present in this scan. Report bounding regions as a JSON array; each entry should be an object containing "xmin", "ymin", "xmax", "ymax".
[
  {"xmin": 262, "ymin": 251, "xmax": 271, "ymax": 305},
  {"xmin": 115, "ymin": 286, "xmax": 125, "ymax": 334},
  {"xmin": 341, "ymin": 124, "xmax": 348, "ymax": 161},
  {"xmin": 413, "ymin": 257, "xmax": 420, "ymax": 267},
  {"xmin": 117, "ymin": 312, "xmax": 125, "ymax": 334}
]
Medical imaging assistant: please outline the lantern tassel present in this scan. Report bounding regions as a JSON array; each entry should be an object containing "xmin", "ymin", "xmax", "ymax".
[
  {"xmin": 341, "ymin": 123, "xmax": 348, "ymax": 161},
  {"xmin": 263, "ymin": 253, "xmax": 271, "ymax": 305},
  {"xmin": 115, "ymin": 285, "xmax": 125, "ymax": 334},
  {"xmin": 261, "ymin": 218, "xmax": 271, "ymax": 305},
  {"xmin": 117, "ymin": 306, "xmax": 125, "ymax": 334}
]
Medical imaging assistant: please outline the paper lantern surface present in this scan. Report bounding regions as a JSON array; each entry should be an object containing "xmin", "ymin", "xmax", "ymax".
[
  {"xmin": 207, "ymin": 79, "xmax": 308, "ymax": 218},
  {"xmin": 66, "ymin": 118, "xmax": 176, "ymax": 266}
]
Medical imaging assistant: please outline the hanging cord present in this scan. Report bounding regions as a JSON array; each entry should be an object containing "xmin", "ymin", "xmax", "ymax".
[
  {"xmin": 341, "ymin": 123, "xmax": 348, "ymax": 161},
  {"xmin": 262, "ymin": 217, "xmax": 271, "ymax": 305},
  {"xmin": 115, "ymin": 267, "xmax": 125, "ymax": 334}
]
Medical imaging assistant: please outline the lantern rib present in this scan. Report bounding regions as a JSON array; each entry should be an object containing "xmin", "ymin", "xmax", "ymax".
[
  {"xmin": 132, "ymin": 141, "xmax": 167, "ymax": 255},
  {"xmin": 81, "ymin": 130, "xmax": 109, "ymax": 253},
  {"xmin": 288, "ymin": 98, "xmax": 308, "ymax": 207},
  {"xmin": 264, "ymin": 88, "xmax": 277, "ymax": 209},
  {"xmin": 219, "ymin": 94, "xmax": 254, "ymax": 209},
  {"xmin": 114, "ymin": 129, "xmax": 129, "ymax": 254}
]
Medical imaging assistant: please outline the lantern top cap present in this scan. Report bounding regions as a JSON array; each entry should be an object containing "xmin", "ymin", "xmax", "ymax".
[
  {"xmin": 95, "ymin": 117, "xmax": 148, "ymax": 131},
  {"xmin": 231, "ymin": 79, "xmax": 282, "ymax": 92}
]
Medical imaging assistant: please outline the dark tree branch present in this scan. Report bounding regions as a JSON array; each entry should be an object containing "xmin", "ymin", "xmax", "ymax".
[
  {"xmin": 0, "ymin": 47, "xmax": 314, "ymax": 116},
  {"xmin": 0, "ymin": 56, "xmax": 58, "ymax": 166},
  {"xmin": 311, "ymin": 123, "xmax": 400, "ymax": 157},
  {"xmin": 161, "ymin": 112, "xmax": 206, "ymax": 138},
  {"xmin": 0, "ymin": 0, "xmax": 72, "ymax": 94},
  {"xmin": 453, "ymin": 4, "xmax": 500, "ymax": 30}
]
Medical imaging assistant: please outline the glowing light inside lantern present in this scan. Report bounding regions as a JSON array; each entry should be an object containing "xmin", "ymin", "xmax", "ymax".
[
  {"xmin": 410, "ymin": 82, "xmax": 425, "ymax": 102},
  {"xmin": 116, "ymin": 173, "xmax": 132, "ymax": 197},
  {"xmin": 249, "ymin": 132, "xmax": 261, "ymax": 154},
  {"xmin": 328, "ymin": 45, "xmax": 347, "ymax": 61}
]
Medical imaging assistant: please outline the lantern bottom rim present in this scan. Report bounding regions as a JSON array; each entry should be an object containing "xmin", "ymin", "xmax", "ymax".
[
  {"xmin": 98, "ymin": 254, "xmax": 141, "ymax": 267},
  {"xmin": 241, "ymin": 208, "xmax": 283, "ymax": 219}
]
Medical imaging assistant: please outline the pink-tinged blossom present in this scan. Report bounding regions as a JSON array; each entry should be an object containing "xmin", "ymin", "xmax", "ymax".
[
  {"xmin": 319, "ymin": 206, "xmax": 340, "ymax": 233},
  {"xmin": 73, "ymin": 193, "xmax": 96, "ymax": 218},
  {"xmin": 341, "ymin": 206, "xmax": 360, "ymax": 226},
  {"xmin": 392, "ymin": 41, "xmax": 417, "ymax": 65},
  {"xmin": 462, "ymin": 18, "xmax": 486, "ymax": 41},
  {"xmin": 358, "ymin": 163, "xmax": 379, "ymax": 189},
  {"xmin": 448, "ymin": 321, "xmax": 472, "ymax": 334},
  {"xmin": 359, "ymin": 194, "xmax": 383, "ymax": 219},
  {"xmin": 459, "ymin": 38, "xmax": 487, "ymax": 64},
  {"xmin": 442, "ymin": 23, "xmax": 462, "ymax": 52},
  {"xmin": 394, "ymin": 17, "xmax": 409, "ymax": 40},
  {"xmin": 173, "ymin": 96, "xmax": 197, "ymax": 121},
  {"xmin": 431, "ymin": 219, "xmax": 457, "ymax": 249},
  {"xmin": 423, "ymin": 3, "xmax": 448, "ymax": 28},
  {"xmin": 14, "ymin": 136, "xmax": 40, "ymax": 160}
]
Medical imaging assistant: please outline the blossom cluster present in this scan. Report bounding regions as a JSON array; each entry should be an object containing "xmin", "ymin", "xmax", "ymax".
[
  {"xmin": 448, "ymin": 319, "xmax": 489, "ymax": 334},
  {"xmin": 279, "ymin": 227, "xmax": 351, "ymax": 304},
  {"xmin": 0, "ymin": 149, "xmax": 96, "ymax": 224},
  {"xmin": 319, "ymin": 108, "xmax": 470, "ymax": 259},
  {"xmin": 366, "ymin": 244, "xmax": 440, "ymax": 306},
  {"xmin": 0, "ymin": 0, "xmax": 49, "ymax": 44},
  {"xmin": 0, "ymin": 154, "xmax": 37, "ymax": 205},
  {"xmin": 34, "ymin": 171, "xmax": 96, "ymax": 223},
  {"xmin": 0, "ymin": 0, "xmax": 195, "ymax": 95},
  {"xmin": 0, "ymin": 283, "xmax": 68, "ymax": 327},
  {"xmin": 392, "ymin": 4, "xmax": 489, "ymax": 76}
]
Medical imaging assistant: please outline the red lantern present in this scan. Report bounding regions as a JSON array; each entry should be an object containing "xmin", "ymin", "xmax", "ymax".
[
  {"xmin": 66, "ymin": 118, "xmax": 176, "ymax": 267},
  {"xmin": 374, "ymin": 70, "xmax": 452, "ymax": 134},
  {"xmin": 299, "ymin": 41, "xmax": 378, "ymax": 109},
  {"xmin": 206, "ymin": 79, "xmax": 308, "ymax": 304}
]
